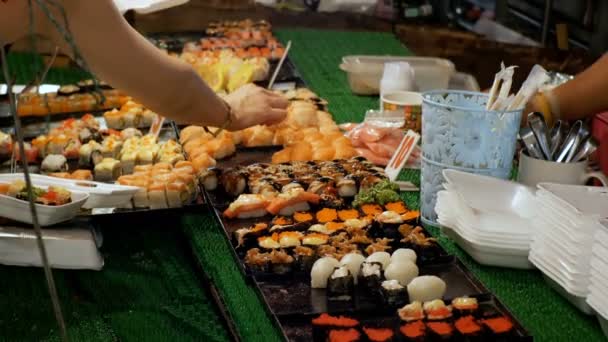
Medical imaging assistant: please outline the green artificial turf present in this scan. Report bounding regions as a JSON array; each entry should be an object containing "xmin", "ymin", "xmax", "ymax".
[{"xmin": 0, "ymin": 28, "xmax": 605, "ymax": 342}]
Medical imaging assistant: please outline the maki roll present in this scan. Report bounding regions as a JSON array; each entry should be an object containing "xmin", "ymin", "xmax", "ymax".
[
  {"xmin": 452, "ymin": 297, "xmax": 479, "ymax": 317},
  {"xmin": 244, "ymin": 248, "xmax": 269, "ymax": 273},
  {"xmin": 426, "ymin": 321, "xmax": 454, "ymax": 340},
  {"xmin": 398, "ymin": 301, "xmax": 424, "ymax": 322},
  {"xmin": 294, "ymin": 245, "xmax": 315, "ymax": 271},
  {"xmin": 199, "ymin": 167, "xmax": 222, "ymax": 191},
  {"xmin": 234, "ymin": 223, "xmax": 268, "ymax": 248},
  {"xmin": 46, "ymin": 135, "xmax": 69, "ymax": 156},
  {"xmin": 407, "ymin": 276, "xmax": 446, "ymax": 303},
  {"xmin": 400, "ymin": 226, "xmax": 440, "ymax": 262},
  {"xmin": 359, "ymin": 261, "xmax": 383, "ymax": 292},
  {"xmin": 423, "ymin": 300, "xmax": 453, "ymax": 320},
  {"xmin": 399, "ymin": 320, "xmax": 426, "ymax": 341},
  {"xmin": 336, "ymin": 176, "xmax": 357, "ymax": 198},
  {"xmin": 302, "ymin": 233, "xmax": 329, "ymax": 249},
  {"xmin": 269, "ymin": 249, "xmax": 294, "ymax": 275},
  {"xmin": 94, "ymin": 158, "xmax": 122, "ymax": 182},
  {"xmin": 77, "ymin": 79, "xmax": 96, "ymax": 91},
  {"xmin": 371, "ymin": 211, "xmax": 403, "ymax": 240},
  {"xmin": 220, "ymin": 168, "xmax": 248, "ymax": 197},
  {"xmin": 57, "ymin": 84, "xmax": 80, "ymax": 96},
  {"xmin": 258, "ymin": 233, "xmax": 280, "ymax": 250},
  {"xmin": 311, "ymin": 313, "xmax": 359, "ymax": 342},
  {"xmin": 310, "ymin": 257, "xmax": 340, "ymax": 288},
  {"xmin": 362, "ymin": 327, "xmax": 394, "ymax": 342},
  {"xmin": 328, "ymin": 328, "xmax": 360, "ymax": 342},
  {"xmin": 278, "ymin": 231, "xmax": 303, "ymax": 248},
  {"xmin": 454, "ymin": 316, "xmax": 482, "ymax": 338},
  {"xmin": 339, "ymin": 253, "xmax": 365, "ymax": 285},
  {"xmin": 384, "ymin": 260, "xmax": 418, "ymax": 287},
  {"xmin": 480, "ymin": 316, "xmax": 513, "ymax": 336},
  {"xmin": 41, "ymin": 154, "xmax": 68, "ymax": 173},
  {"xmin": 337, "ymin": 209, "xmax": 359, "ymax": 221},
  {"xmin": 327, "ymin": 266, "xmax": 354, "ymax": 301},
  {"xmin": 120, "ymin": 127, "xmax": 143, "ymax": 140},
  {"xmin": 380, "ymin": 279, "xmax": 407, "ymax": 307},
  {"xmin": 360, "ymin": 204, "xmax": 383, "ymax": 219}
]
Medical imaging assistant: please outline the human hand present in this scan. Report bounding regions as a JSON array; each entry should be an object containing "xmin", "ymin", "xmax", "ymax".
[{"xmin": 224, "ymin": 84, "xmax": 289, "ymax": 130}]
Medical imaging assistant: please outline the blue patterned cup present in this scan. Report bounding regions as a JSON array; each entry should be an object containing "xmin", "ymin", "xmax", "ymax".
[{"xmin": 420, "ymin": 91, "xmax": 522, "ymax": 224}]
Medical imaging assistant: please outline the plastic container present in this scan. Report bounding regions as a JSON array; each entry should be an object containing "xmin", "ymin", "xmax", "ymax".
[
  {"xmin": 340, "ymin": 56, "xmax": 455, "ymax": 94},
  {"xmin": 542, "ymin": 274, "xmax": 594, "ymax": 314},
  {"xmin": 0, "ymin": 226, "xmax": 103, "ymax": 270},
  {"xmin": 0, "ymin": 174, "xmax": 138, "ymax": 209}
]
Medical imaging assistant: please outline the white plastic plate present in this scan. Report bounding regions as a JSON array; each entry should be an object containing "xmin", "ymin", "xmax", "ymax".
[{"xmin": 0, "ymin": 189, "xmax": 88, "ymax": 226}]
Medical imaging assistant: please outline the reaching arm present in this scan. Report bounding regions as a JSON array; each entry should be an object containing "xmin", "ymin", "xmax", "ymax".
[{"xmin": 38, "ymin": 0, "xmax": 286, "ymax": 130}]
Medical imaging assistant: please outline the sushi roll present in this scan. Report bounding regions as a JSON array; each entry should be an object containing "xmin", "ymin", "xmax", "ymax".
[
  {"xmin": 120, "ymin": 150, "xmax": 138, "ymax": 174},
  {"xmin": 166, "ymin": 181, "xmax": 189, "ymax": 208},
  {"xmin": 293, "ymin": 211, "xmax": 314, "ymax": 223},
  {"xmin": 426, "ymin": 321, "xmax": 454, "ymax": 340},
  {"xmin": 407, "ymin": 276, "xmax": 446, "ymax": 303},
  {"xmin": 365, "ymin": 252, "xmax": 391, "ymax": 270},
  {"xmin": 244, "ymin": 248, "xmax": 269, "ymax": 273},
  {"xmin": 452, "ymin": 297, "xmax": 479, "ymax": 317},
  {"xmin": 120, "ymin": 127, "xmax": 143, "ymax": 140},
  {"xmin": 63, "ymin": 137, "xmax": 81, "ymax": 159},
  {"xmin": 57, "ymin": 84, "xmax": 80, "ymax": 96},
  {"xmin": 31, "ymin": 135, "xmax": 48, "ymax": 158},
  {"xmin": 258, "ymin": 233, "xmax": 280, "ymax": 250},
  {"xmin": 302, "ymin": 233, "xmax": 329, "ymax": 249},
  {"xmin": 137, "ymin": 149, "xmax": 156, "ymax": 165},
  {"xmin": 101, "ymin": 137, "xmax": 122, "ymax": 158},
  {"xmin": 234, "ymin": 223, "xmax": 268, "ymax": 248},
  {"xmin": 327, "ymin": 328, "xmax": 360, "ymax": 342},
  {"xmin": 380, "ymin": 279, "xmax": 407, "ymax": 307},
  {"xmin": 454, "ymin": 316, "xmax": 482, "ymax": 338},
  {"xmin": 78, "ymin": 127, "xmax": 94, "ymax": 144},
  {"xmin": 0, "ymin": 131, "xmax": 13, "ymax": 156},
  {"xmin": 311, "ymin": 313, "xmax": 359, "ymax": 342},
  {"xmin": 269, "ymin": 249, "xmax": 294, "ymax": 275},
  {"xmin": 327, "ymin": 266, "xmax": 354, "ymax": 301},
  {"xmin": 142, "ymin": 109, "xmax": 157, "ymax": 127},
  {"xmin": 315, "ymin": 208, "xmax": 338, "ymax": 223},
  {"xmin": 337, "ymin": 209, "xmax": 359, "ymax": 222},
  {"xmin": 423, "ymin": 300, "xmax": 452, "ymax": 320},
  {"xmin": 147, "ymin": 182, "xmax": 168, "ymax": 209},
  {"xmin": 78, "ymin": 141, "xmax": 103, "ymax": 167},
  {"xmin": 399, "ymin": 320, "xmax": 426, "ymax": 341},
  {"xmin": 71, "ymin": 169, "xmax": 93, "ymax": 181},
  {"xmin": 336, "ymin": 175, "xmax": 357, "ymax": 198},
  {"xmin": 223, "ymin": 194, "xmax": 269, "ymax": 219},
  {"xmin": 370, "ymin": 211, "xmax": 404, "ymax": 240},
  {"xmin": 384, "ymin": 260, "xmax": 418, "ymax": 287},
  {"xmin": 13, "ymin": 142, "xmax": 39, "ymax": 163},
  {"xmin": 294, "ymin": 245, "xmax": 315, "ymax": 271},
  {"xmin": 480, "ymin": 316, "xmax": 513, "ymax": 336},
  {"xmin": 94, "ymin": 158, "xmax": 122, "ymax": 182},
  {"xmin": 359, "ymin": 261, "xmax": 383, "ymax": 292},
  {"xmin": 278, "ymin": 231, "xmax": 303, "ymax": 248},
  {"xmin": 339, "ymin": 253, "xmax": 365, "ymax": 285},
  {"xmin": 220, "ymin": 168, "xmax": 248, "ymax": 197},
  {"xmin": 362, "ymin": 327, "xmax": 394, "ymax": 342},
  {"xmin": 41, "ymin": 154, "xmax": 68, "ymax": 173},
  {"xmin": 46, "ymin": 135, "xmax": 69, "ymax": 156},
  {"xmin": 391, "ymin": 248, "xmax": 417, "ymax": 265},
  {"xmin": 310, "ymin": 257, "xmax": 340, "ymax": 288},
  {"xmin": 131, "ymin": 180, "xmax": 150, "ymax": 208},
  {"xmin": 398, "ymin": 301, "xmax": 425, "ymax": 322},
  {"xmin": 266, "ymin": 187, "xmax": 320, "ymax": 216}
]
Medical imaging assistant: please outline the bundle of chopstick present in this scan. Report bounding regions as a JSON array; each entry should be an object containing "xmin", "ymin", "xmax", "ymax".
[{"xmin": 486, "ymin": 63, "xmax": 549, "ymax": 112}]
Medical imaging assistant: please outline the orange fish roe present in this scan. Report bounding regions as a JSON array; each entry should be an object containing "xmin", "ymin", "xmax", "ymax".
[
  {"xmin": 427, "ymin": 321, "xmax": 453, "ymax": 336},
  {"xmin": 400, "ymin": 320, "xmax": 425, "ymax": 338},
  {"xmin": 328, "ymin": 328, "xmax": 360, "ymax": 342},
  {"xmin": 316, "ymin": 208, "xmax": 338, "ymax": 223},
  {"xmin": 455, "ymin": 316, "xmax": 482, "ymax": 335},
  {"xmin": 401, "ymin": 210, "xmax": 420, "ymax": 221},
  {"xmin": 481, "ymin": 316, "xmax": 513, "ymax": 334},
  {"xmin": 293, "ymin": 211, "xmax": 313, "ymax": 223},
  {"xmin": 312, "ymin": 313, "xmax": 359, "ymax": 328},
  {"xmin": 384, "ymin": 201, "xmax": 407, "ymax": 214},
  {"xmin": 272, "ymin": 216, "xmax": 293, "ymax": 226},
  {"xmin": 361, "ymin": 204, "xmax": 383, "ymax": 217},
  {"xmin": 338, "ymin": 209, "xmax": 359, "ymax": 221},
  {"xmin": 325, "ymin": 221, "xmax": 345, "ymax": 232},
  {"xmin": 363, "ymin": 327, "xmax": 394, "ymax": 342}
]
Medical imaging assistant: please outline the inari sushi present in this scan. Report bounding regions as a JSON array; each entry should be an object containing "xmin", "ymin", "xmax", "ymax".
[
  {"xmin": 223, "ymin": 194, "xmax": 269, "ymax": 219},
  {"xmin": 94, "ymin": 158, "xmax": 122, "ymax": 182},
  {"xmin": 380, "ymin": 279, "xmax": 407, "ymax": 307},
  {"xmin": 327, "ymin": 266, "xmax": 354, "ymax": 301},
  {"xmin": 147, "ymin": 182, "xmax": 168, "ymax": 209},
  {"xmin": 311, "ymin": 313, "xmax": 359, "ymax": 342}
]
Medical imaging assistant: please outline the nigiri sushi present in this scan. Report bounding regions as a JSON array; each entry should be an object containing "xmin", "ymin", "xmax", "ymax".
[
  {"xmin": 223, "ymin": 194, "xmax": 269, "ymax": 219},
  {"xmin": 266, "ymin": 187, "xmax": 320, "ymax": 216}
]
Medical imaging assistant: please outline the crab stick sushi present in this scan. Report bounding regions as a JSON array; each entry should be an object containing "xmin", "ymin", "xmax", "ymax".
[
  {"xmin": 148, "ymin": 182, "xmax": 168, "ymax": 209},
  {"xmin": 223, "ymin": 194, "xmax": 269, "ymax": 219},
  {"xmin": 266, "ymin": 188, "xmax": 320, "ymax": 216}
]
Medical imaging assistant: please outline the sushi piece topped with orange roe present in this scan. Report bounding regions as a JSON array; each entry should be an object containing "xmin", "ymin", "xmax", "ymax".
[
  {"xmin": 312, "ymin": 313, "xmax": 359, "ymax": 328},
  {"xmin": 481, "ymin": 316, "xmax": 513, "ymax": 334},
  {"xmin": 400, "ymin": 320, "xmax": 425, "ymax": 339},
  {"xmin": 328, "ymin": 328, "xmax": 360, "ymax": 342},
  {"xmin": 362, "ymin": 327, "xmax": 394, "ymax": 342},
  {"xmin": 317, "ymin": 208, "xmax": 338, "ymax": 223},
  {"xmin": 384, "ymin": 201, "xmax": 407, "ymax": 214},
  {"xmin": 361, "ymin": 204, "xmax": 383, "ymax": 217},
  {"xmin": 426, "ymin": 321, "xmax": 453, "ymax": 339},
  {"xmin": 455, "ymin": 316, "xmax": 482, "ymax": 335}
]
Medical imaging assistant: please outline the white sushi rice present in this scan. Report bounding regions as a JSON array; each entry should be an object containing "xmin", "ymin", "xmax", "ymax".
[
  {"xmin": 339, "ymin": 253, "xmax": 365, "ymax": 284},
  {"xmin": 382, "ymin": 279, "xmax": 404, "ymax": 290},
  {"xmin": 407, "ymin": 275, "xmax": 447, "ymax": 302},
  {"xmin": 377, "ymin": 211, "xmax": 404, "ymax": 224},
  {"xmin": 391, "ymin": 248, "xmax": 417, "ymax": 264},
  {"xmin": 311, "ymin": 257, "xmax": 340, "ymax": 288},
  {"xmin": 278, "ymin": 201, "xmax": 310, "ymax": 216},
  {"xmin": 331, "ymin": 266, "xmax": 349, "ymax": 279},
  {"xmin": 384, "ymin": 260, "xmax": 419, "ymax": 286},
  {"xmin": 365, "ymin": 251, "xmax": 391, "ymax": 270},
  {"xmin": 237, "ymin": 208, "xmax": 267, "ymax": 219},
  {"xmin": 361, "ymin": 262, "xmax": 381, "ymax": 277}
]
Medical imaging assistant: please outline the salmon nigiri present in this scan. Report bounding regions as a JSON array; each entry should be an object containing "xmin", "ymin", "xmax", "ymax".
[
  {"xmin": 266, "ymin": 187, "xmax": 320, "ymax": 216},
  {"xmin": 224, "ymin": 194, "xmax": 270, "ymax": 219}
]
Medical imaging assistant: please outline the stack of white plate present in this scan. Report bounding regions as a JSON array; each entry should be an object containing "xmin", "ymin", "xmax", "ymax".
[
  {"xmin": 587, "ymin": 220, "xmax": 608, "ymax": 336},
  {"xmin": 530, "ymin": 183, "xmax": 608, "ymax": 314},
  {"xmin": 435, "ymin": 169, "xmax": 536, "ymax": 269}
]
